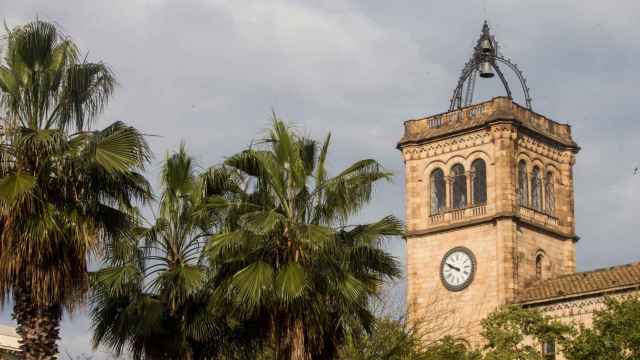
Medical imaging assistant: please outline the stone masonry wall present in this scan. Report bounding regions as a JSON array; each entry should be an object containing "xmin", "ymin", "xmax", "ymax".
[{"xmin": 401, "ymin": 97, "xmax": 579, "ymax": 345}]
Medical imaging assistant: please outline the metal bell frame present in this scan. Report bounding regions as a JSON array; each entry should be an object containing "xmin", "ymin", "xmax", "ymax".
[{"xmin": 449, "ymin": 21, "xmax": 533, "ymax": 111}]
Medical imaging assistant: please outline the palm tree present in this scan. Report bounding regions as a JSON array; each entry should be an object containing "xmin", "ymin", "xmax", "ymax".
[
  {"xmin": 206, "ymin": 119, "xmax": 402, "ymax": 360},
  {"xmin": 91, "ymin": 146, "xmax": 256, "ymax": 359},
  {"xmin": 0, "ymin": 21, "xmax": 151, "ymax": 359}
]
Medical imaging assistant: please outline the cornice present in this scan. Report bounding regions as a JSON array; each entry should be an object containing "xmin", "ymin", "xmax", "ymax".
[
  {"xmin": 397, "ymin": 97, "xmax": 579, "ymax": 151},
  {"xmin": 399, "ymin": 116, "xmax": 578, "ymax": 151},
  {"xmin": 405, "ymin": 211, "xmax": 578, "ymax": 241}
]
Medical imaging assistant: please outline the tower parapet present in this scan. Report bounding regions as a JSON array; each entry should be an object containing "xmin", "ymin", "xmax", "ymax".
[{"xmin": 399, "ymin": 97, "xmax": 577, "ymax": 149}]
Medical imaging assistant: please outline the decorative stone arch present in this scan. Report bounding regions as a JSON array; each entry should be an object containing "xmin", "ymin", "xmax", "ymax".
[
  {"xmin": 444, "ymin": 154, "xmax": 468, "ymax": 173},
  {"xmin": 516, "ymin": 151, "xmax": 532, "ymax": 165},
  {"xmin": 535, "ymin": 249, "xmax": 551, "ymax": 281},
  {"xmin": 423, "ymin": 159, "xmax": 448, "ymax": 177},
  {"xmin": 544, "ymin": 163, "xmax": 560, "ymax": 178},
  {"xmin": 466, "ymin": 149, "xmax": 492, "ymax": 164},
  {"xmin": 530, "ymin": 157, "xmax": 546, "ymax": 173}
]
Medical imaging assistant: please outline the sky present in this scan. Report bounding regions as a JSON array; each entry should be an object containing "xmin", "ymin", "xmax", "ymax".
[{"xmin": 2, "ymin": 0, "xmax": 640, "ymax": 357}]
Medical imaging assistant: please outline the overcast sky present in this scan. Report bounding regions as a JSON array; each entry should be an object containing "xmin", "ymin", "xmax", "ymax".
[{"xmin": 2, "ymin": 0, "xmax": 640, "ymax": 357}]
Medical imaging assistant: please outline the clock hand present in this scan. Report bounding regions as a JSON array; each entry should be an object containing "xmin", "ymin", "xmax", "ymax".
[{"xmin": 446, "ymin": 263, "xmax": 461, "ymax": 272}]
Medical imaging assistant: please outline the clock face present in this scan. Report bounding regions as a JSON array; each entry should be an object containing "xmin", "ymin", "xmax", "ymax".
[{"xmin": 440, "ymin": 247, "xmax": 476, "ymax": 291}]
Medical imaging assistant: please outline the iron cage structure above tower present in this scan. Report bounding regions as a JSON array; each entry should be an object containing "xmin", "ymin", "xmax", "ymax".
[{"xmin": 449, "ymin": 21, "xmax": 533, "ymax": 111}]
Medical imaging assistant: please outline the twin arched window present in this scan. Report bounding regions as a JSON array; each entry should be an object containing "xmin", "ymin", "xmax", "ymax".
[
  {"xmin": 517, "ymin": 160, "xmax": 556, "ymax": 215},
  {"xmin": 429, "ymin": 159, "xmax": 487, "ymax": 214}
]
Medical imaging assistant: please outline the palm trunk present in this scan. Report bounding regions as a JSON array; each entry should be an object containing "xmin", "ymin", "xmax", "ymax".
[
  {"xmin": 290, "ymin": 319, "xmax": 310, "ymax": 360},
  {"xmin": 12, "ymin": 283, "xmax": 62, "ymax": 360}
]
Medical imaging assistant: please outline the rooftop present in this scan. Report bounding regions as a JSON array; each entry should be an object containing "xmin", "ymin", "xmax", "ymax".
[
  {"xmin": 397, "ymin": 97, "xmax": 578, "ymax": 149},
  {"xmin": 517, "ymin": 262, "xmax": 640, "ymax": 305}
]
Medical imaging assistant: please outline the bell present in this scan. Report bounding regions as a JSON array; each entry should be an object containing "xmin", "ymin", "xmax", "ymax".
[
  {"xmin": 479, "ymin": 61, "xmax": 494, "ymax": 78},
  {"xmin": 480, "ymin": 39, "xmax": 492, "ymax": 54}
]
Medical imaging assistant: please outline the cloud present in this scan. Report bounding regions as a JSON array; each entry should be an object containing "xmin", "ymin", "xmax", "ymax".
[{"xmin": 2, "ymin": 0, "xmax": 640, "ymax": 357}]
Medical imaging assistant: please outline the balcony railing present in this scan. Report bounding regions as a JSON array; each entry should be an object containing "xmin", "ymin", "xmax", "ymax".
[
  {"xmin": 427, "ymin": 204, "xmax": 560, "ymax": 228},
  {"xmin": 518, "ymin": 206, "xmax": 559, "ymax": 226},
  {"xmin": 429, "ymin": 204, "xmax": 487, "ymax": 225}
]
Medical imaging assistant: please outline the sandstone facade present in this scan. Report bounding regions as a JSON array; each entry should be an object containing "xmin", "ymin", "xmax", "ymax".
[{"xmin": 400, "ymin": 97, "xmax": 580, "ymax": 345}]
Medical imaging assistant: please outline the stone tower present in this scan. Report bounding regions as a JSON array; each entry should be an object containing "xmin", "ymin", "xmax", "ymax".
[{"xmin": 398, "ymin": 97, "xmax": 580, "ymax": 343}]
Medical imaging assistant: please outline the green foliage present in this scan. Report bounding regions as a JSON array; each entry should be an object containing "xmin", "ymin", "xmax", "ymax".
[
  {"xmin": 91, "ymin": 146, "xmax": 252, "ymax": 360},
  {"xmin": 0, "ymin": 19, "xmax": 151, "ymax": 358},
  {"xmin": 206, "ymin": 117, "xmax": 403, "ymax": 359},
  {"xmin": 481, "ymin": 305, "xmax": 573, "ymax": 360},
  {"xmin": 564, "ymin": 296, "xmax": 640, "ymax": 360},
  {"xmin": 422, "ymin": 337, "xmax": 482, "ymax": 360},
  {"xmin": 338, "ymin": 317, "xmax": 481, "ymax": 360},
  {"xmin": 338, "ymin": 317, "xmax": 428, "ymax": 360},
  {"xmin": 0, "ymin": 19, "xmax": 151, "ymax": 308},
  {"xmin": 336, "ymin": 287, "xmax": 640, "ymax": 360}
]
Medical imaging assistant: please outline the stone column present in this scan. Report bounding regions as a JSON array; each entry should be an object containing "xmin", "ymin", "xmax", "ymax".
[{"xmin": 466, "ymin": 170, "xmax": 473, "ymax": 207}]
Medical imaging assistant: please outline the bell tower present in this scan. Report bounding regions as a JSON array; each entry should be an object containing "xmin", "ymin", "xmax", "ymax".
[{"xmin": 399, "ymin": 23, "xmax": 580, "ymax": 344}]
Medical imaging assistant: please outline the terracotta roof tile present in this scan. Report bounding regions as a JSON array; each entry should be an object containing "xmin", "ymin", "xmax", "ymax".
[{"xmin": 516, "ymin": 262, "xmax": 640, "ymax": 304}]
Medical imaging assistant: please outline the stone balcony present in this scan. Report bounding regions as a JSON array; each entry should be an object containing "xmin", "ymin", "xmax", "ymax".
[
  {"xmin": 397, "ymin": 97, "xmax": 578, "ymax": 149},
  {"xmin": 517, "ymin": 206, "xmax": 560, "ymax": 227},
  {"xmin": 428, "ymin": 204, "xmax": 489, "ymax": 226},
  {"xmin": 413, "ymin": 203, "xmax": 569, "ymax": 239}
]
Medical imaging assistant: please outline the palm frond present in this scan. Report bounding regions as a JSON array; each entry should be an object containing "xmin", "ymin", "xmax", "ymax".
[
  {"xmin": 90, "ymin": 121, "xmax": 151, "ymax": 172},
  {"xmin": 275, "ymin": 262, "xmax": 308, "ymax": 304},
  {"xmin": 54, "ymin": 62, "xmax": 115, "ymax": 131},
  {"xmin": 0, "ymin": 173, "xmax": 35, "ymax": 202},
  {"xmin": 238, "ymin": 209, "xmax": 285, "ymax": 235},
  {"xmin": 343, "ymin": 215, "xmax": 404, "ymax": 246},
  {"xmin": 315, "ymin": 133, "xmax": 331, "ymax": 186},
  {"xmin": 228, "ymin": 261, "xmax": 274, "ymax": 315}
]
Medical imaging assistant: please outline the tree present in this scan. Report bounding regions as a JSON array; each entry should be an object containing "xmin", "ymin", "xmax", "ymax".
[
  {"xmin": 564, "ymin": 296, "xmax": 640, "ymax": 360},
  {"xmin": 0, "ymin": 21, "xmax": 151, "ymax": 359},
  {"xmin": 481, "ymin": 305, "xmax": 574, "ymax": 360},
  {"xmin": 91, "ymin": 146, "xmax": 254, "ymax": 359},
  {"xmin": 338, "ymin": 316, "xmax": 481, "ymax": 360},
  {"xmin": 206, "ymin": 119, "xmax": 402, "ymax": 359},
  {"xmin": 339, "ymin": 317, "xmax": 427, "ymax": 360}
]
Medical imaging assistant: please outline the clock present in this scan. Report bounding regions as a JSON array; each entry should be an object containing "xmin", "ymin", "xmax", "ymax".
[{"xmin": 440, "ymin": 247, "xmax": 476, "ymax": 291}]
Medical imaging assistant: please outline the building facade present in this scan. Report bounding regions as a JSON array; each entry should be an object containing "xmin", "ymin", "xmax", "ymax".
[
  {"xmin": 399, "ymin": 95, "xmax": 640, "ymax": 339},
  {"xmin": 399, "ymin": 22, "xmax": 640, "ymax": 360},
  {"xmin": 400, "ymin": 97, "xmax": 580, "ymax": 343}
]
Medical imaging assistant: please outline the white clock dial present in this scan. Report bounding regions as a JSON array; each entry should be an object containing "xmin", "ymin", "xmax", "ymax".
[{"xmin": 440, "ymin": 247, "xmax": 476, "ymax": 291}]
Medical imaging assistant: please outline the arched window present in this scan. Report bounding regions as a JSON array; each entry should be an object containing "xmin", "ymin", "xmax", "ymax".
[
  {"xmin": 536, "ymin": 253, "xmax": 544, "ymax": 280},
  {"xmin": 517, "ymin": 160, "xmax": 529, "ymax": 206},
  {"xmin": 430, "ymin": 169, "xmax": 446, "ymax": 214},
  {"xmin": 451, "ymin": 164, "xmax": 467, "ymax": 209},
  {"xmin": 471, "ymin": 159, "xmax": 487, "ymax": 205},
  {"xmin": 545, "ymin": 171, "xmax": 555, "ymax": 215},
  {"xmin": 531, "ymin": 166, "xmax": 543, "ymax": 211}
]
